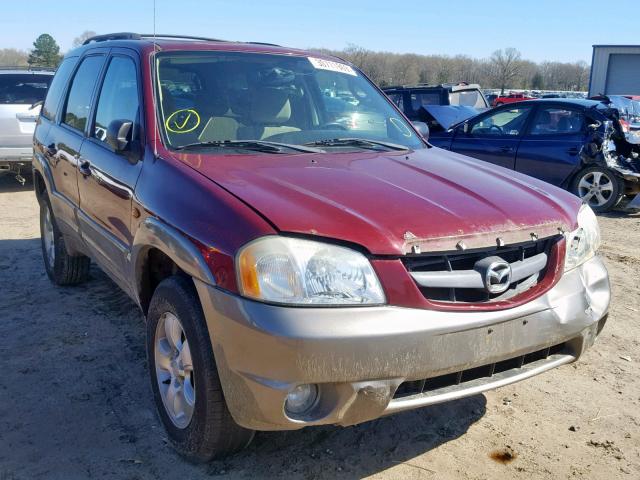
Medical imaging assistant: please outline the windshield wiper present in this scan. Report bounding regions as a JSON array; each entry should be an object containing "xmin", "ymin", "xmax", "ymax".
[
  {"xmin": 173, "ymin": 140, "xmax": 323, "ymax": 154},
  {"xmin": 303, "ymin": 137, "xmax": 408, "ymax": 151}
]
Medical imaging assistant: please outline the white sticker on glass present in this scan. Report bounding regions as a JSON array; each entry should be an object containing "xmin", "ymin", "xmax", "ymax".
[{"xmin": 308, "ymin": 57, "xmax": 357, "ymax": 76}]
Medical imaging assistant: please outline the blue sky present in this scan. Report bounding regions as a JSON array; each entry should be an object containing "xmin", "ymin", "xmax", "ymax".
[{"xmin": 2, "ymin": 0, "xmax": 639, "ymax": 63}]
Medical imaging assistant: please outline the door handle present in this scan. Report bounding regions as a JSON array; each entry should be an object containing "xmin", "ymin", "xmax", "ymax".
[
  {"xmin": 500, "ymin": 146, "xmax": 514, "ymax": 153},
  {"xmin": 45, "ymin": 143, "xmax": 56, "ymax": 156},
  {"xmin": 79, "ymin": 161, "xmax": 92, "ymax": 177}
]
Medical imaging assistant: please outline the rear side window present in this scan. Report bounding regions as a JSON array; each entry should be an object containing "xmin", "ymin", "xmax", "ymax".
[
  {"xmin": 449, "ymin": 90, "xmax": 488, "ymax": 108},
  {"xmin": 63, "ymin": 55, "xmax": 105, "ymax": 132},
  {"xmin": 410, "ymin": 92, "xmax": 441, "ymax": 109},
  {"xmin": 93, "ymin": 56, "xmax": 139, "ymax": 144},
  {"xmin": 42, "ymin": 58, "xmax": 76, "ymax": 120},
  {"xmin": 0, "ymin": 73, "xmax": 52, "ymax": 105},
  {"xmin": 529, "ymin": 108, "xmax": 584, "ymax": 136}
]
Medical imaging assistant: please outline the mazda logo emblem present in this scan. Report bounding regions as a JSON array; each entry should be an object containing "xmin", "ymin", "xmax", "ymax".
[{"xmin": 474, "ymin": 256, "xmax": 513, "ymax": 294}]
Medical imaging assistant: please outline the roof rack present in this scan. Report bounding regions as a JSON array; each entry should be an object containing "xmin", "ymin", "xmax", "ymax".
[
  {"xmin": 246, "ymin": 41, "xmax": 282, "ymax": 47},
  {"xmin": 82, "ymin": 32, "xmax": 141, "ymax": 44},
  {"xmin": 82, "ymin": 32, "xmax": 280, "ymax": 47},
  {"xmin": 139, "ymin": 34, "xmax": 228, "ymax": 43},
  {"xmin": 82, "ymin": 32, "xmax": 229, "ymax": 45}
]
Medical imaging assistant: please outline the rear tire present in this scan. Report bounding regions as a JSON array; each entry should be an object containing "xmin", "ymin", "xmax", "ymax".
[
  {"xmin": 40, "ymin": 198, "xmax": 90, "ymax": 285},
  {"xmin": 570, "ymin": 166, "xmax": 624, "ymax": 213},
  {"xmin": 146, "ymin": 275, "xmax": 254, "ymax": 462}
]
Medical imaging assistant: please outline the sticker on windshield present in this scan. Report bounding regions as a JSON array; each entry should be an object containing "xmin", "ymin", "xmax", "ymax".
[{"xmin": 308, "ymin": 57, "xmax": 357, "ymax": 76}]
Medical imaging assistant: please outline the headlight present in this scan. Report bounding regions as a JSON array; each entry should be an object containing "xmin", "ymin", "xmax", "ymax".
[
  {"xmin": 237, "ymin": 236, "xmax": 386, "ymax": 306},
  {"xmin": 564, "ymin": 205, "xmax": 601, "ymax": 271}
]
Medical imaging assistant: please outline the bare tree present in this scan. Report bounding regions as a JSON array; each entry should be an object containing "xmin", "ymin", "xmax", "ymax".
[
  {"xmin": 0, "ymin": 48, "xmax": 28, "ymax": 67},
  {"xmin": 72, "ymin": 31, "xmax": 97, "ymax": 47},
  {"xmin": 489, "ymin": 48, "xmax": 522, "ymax": 94},
  {"xmin": 310, "ymin": 45, "xmax": 589, "ymax": 92}
]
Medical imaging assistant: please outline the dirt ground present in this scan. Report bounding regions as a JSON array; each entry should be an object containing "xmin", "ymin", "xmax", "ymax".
[{"xmin": 0, "ymin": 174, "xmax": 639, "ymax": 480}]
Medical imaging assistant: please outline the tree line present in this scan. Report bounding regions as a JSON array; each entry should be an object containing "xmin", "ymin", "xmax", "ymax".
[
  {"xmin": 312, "ymin": 45, "xmax": 590, "ymax": 93},
  {"xmin": 0, "ymin": 31, "xmax": 95, "ymax": 68},
  {"xmin": 1, "ymin": 33, "xmax": 590, "ymax": 93}
]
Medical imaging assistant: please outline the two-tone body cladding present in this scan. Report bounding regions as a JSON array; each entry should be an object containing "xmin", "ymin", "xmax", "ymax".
[{"xmin": 33, "ymin": 33, "xmax": 610, "ymax": 461}]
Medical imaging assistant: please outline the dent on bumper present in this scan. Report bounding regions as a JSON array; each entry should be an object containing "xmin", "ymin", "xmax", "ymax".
[{"xmin": 194, "ymin": 255, "xmax": 610, "ymax": 431}]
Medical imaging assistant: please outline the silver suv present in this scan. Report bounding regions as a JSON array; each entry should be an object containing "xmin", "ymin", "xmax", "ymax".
[{"xmin": 0, "ymin": 68, "xmax": 54, "ymax": 181}]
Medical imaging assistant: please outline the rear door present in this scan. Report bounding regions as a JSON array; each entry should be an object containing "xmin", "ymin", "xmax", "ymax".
[
  {"xmin": 77, "ymin": 49, "xmax": 144, "ymax": 282},
  {"xmin": 450, "ymin": 105, "xmax": 533, "ymax": 169},
  {"xmin": 0, "ymin": 72, "xmax": 52, "ymax": 157},
  {"xmin": 516, "ymin": 105, "xmax": 587, "ymax": 186},
  {"xmin": 39, "ymin": 54, "xmax": 106, "ymax": 234}
]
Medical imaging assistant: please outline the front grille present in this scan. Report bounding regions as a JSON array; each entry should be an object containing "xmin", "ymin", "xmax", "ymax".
[
  {"xmin": 393, "ymin": 343, "xmax": 567, "ymax": 399},
  {"xmin": 403, "ymin": 236, "xmax": 559, "ymax": 303}
]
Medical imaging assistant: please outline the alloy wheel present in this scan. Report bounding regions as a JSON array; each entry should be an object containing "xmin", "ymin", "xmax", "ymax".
[
  {"xmin": 577, "ymin": 171, "xmax": 614, "ymax": 208},
  {"xmin": 154, "ymin": 312, "xmax": 196, "ymax": 429}
]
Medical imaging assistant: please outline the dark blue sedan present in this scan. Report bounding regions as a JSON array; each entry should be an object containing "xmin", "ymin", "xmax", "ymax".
[{"xmin": 427, "ymin": 99, "xmax": 640, "ymax": 212}]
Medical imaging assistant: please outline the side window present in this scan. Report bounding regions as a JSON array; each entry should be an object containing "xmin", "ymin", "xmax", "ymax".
[
  {"xmin": 529, "ymin": 108, "xmax": 585, "ymax": 136},
  {"xmin": 93, "ymin": 56, "xmax": 139, "ymax": 144},
  {"xmin": 42, "ymin": 57, "xmax": 77, "ymax": 121},
  {"xmin": 410, "ymin": 92, "xmax": 440, "ymax": 110},
  {"xmin": 470, "ymin": 107, "xmax": 531, "ymax": 136},
  {"xmin": 62, "ymin": 55, "xmax": 105, "ymax": 132},
  {"xmin": 386, "ymin": 93, "xmax": 404, "ymax": 112}
]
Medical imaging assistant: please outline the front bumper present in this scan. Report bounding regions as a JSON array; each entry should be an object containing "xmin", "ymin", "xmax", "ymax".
[{"xmin": 194, "ymin": 255, "xmax": 610, "ymax": 431}]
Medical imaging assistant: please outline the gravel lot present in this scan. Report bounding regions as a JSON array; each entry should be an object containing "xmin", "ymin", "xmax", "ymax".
[{"xmin": 1, "ymin": 174, "xmax": 639, "ymax": 480}]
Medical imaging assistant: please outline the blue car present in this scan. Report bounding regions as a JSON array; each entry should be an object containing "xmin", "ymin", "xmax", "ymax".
[{"xmin": 427, "ymin": 99, "xmax": 640, "ymax": 212}]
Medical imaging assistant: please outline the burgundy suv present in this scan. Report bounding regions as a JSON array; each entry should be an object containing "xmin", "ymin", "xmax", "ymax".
[{"xmin": 33, "ymin": 33, "xmax": 610, "ymax": 461}]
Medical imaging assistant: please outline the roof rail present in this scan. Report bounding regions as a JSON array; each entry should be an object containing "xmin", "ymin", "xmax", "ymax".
[
  {"xmin": 82, "ymin": 32, "xmax": 141, "ymax": 45},
  {"xmin": 139, "ymin": 33, "xmax": 228, "ymax": 43},
  {"xmin": 246, "ymin": 41, "xmax": 282, "ymax": 47},
  {"xmin": 81, "ymin": 32, "xmax": 280, "ymax": 46}
]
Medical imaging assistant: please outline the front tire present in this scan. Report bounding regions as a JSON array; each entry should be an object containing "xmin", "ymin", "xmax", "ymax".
[
  {"xmin": 39, "ymin": 198, "xmax": 90, "ymax": 285},
  {"xmin": 571, "ymin": 166, "xmax": 624, "ymax": 213},
  {"xmin": 146, "ymin": 276, "xmax": 254, "ymax": 462}
]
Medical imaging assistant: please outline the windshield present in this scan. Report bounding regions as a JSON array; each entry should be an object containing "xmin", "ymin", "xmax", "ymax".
[
  {"xmin": 155, "ymin": 51, "xmax": 423, "ymax": 152},
  {"xmin": 449, "ymin": 89, "xmax": 488, "ymax": 108},
  {"xmin": 0, "ymin": 73, "xmax": 52, "ymax": 105}
]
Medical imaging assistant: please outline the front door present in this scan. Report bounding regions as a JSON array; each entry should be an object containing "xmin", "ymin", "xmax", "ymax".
[
  {"xmin": 450, "ymin": 106, "xmax": 533, "ymax": 170},
  {"xmin": 77, "ymin": 51, "xmax": 143, "ymax": 282}
]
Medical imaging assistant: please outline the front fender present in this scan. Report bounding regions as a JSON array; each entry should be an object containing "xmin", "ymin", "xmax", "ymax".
[{"xmin": 131, "ymin": 216, "xmax": 217, "ymax": 307}]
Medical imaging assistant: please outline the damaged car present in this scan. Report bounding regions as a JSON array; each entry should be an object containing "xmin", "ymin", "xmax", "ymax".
[
  {"xmin": 34, "ymin": 34, "xmax": 610, "ymax": 461},
  {"xmin": 429, "ymin": 99, "xmax": 640, "ymax": 212}
]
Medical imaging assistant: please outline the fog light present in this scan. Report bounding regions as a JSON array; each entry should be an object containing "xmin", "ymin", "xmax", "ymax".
[{"xmin": 285, "ymin": 384, "xmax": 318, "ymax": 415}]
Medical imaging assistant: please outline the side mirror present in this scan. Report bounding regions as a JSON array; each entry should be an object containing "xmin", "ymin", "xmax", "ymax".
[
  {"xmin": 106, "ymin": 119, "xmax": 133, "ymax": 153},
  {"xmin": 411, "ymin": 121, "xmax": 429, "ymax": 141}
]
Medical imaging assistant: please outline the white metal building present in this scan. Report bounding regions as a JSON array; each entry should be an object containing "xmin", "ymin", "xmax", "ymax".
[{"xmin": 589, "ymin": 45, "xmax": 640, "ymax": 97}]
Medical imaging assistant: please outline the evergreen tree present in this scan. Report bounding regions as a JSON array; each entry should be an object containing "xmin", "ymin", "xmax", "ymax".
[{"xmin": 27, "ymin": 34, "xmax": 61, "ymax": 67}]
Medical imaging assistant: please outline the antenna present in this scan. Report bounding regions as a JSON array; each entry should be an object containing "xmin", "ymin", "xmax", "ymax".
[{"xmin": 152, "ymin": 0, "xmax": 158, "ymax": 158}]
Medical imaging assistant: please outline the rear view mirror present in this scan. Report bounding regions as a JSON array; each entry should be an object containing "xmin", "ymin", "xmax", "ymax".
[
  {"xmin": 106, "ymin": 119, "xmax": 133, "ymax": 153},
  {"xmin": 411, "ymin": 121, "xmax": 429, "ymax": 141}
]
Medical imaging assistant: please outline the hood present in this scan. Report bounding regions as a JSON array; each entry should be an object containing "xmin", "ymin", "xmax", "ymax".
[
  {"xmin": 172, "ymin": 148, "xmax": 580, "ymax": 255},
  {"xmin": 423, "ymin": 105, "xmax": 482, "ymax": 130}
]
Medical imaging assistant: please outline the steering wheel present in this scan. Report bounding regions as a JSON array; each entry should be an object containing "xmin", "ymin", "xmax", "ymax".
[
  {"xmin": 489, "ymin": 124, "xmax": 504, "ymax": 135},
  {"xmin": 319, "ymin": 122, "xmax": 348, "ymax": 130}
]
